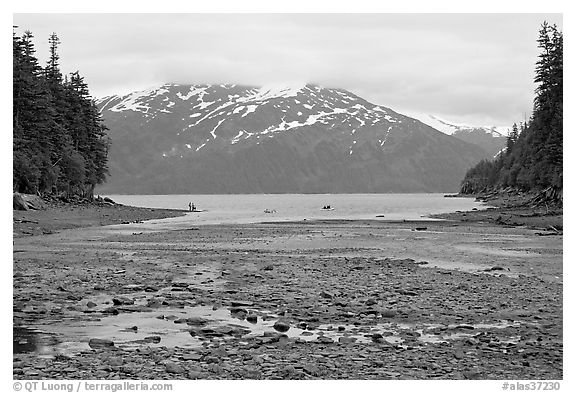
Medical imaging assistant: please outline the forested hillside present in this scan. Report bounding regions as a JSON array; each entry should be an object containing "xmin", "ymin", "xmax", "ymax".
[
  {"xmin": 461, "ymin": 22, "xmax": 562, "ymax": 199},
  {"xmin": 13, "ymin": 29, "xmax": 109, "ymax": 198}
]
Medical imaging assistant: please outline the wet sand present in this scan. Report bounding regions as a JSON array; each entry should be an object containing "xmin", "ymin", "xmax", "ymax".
[{"xmin": 13, "ymin": 204, "xmax": 562, "ymax": 380}]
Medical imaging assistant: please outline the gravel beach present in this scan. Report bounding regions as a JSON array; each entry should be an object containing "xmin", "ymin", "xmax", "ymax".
[{"xmin": 13, "ymin": 203, "xmax": 563, "ymax": 380}]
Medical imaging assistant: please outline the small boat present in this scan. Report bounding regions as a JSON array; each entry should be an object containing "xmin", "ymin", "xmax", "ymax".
[
  {"xmin": 321, "ymin": 207, "xmax": 334, "ymax": 211},
  {"xmin": 264, "ymin": 209, "xmax": 277, "ymax": 214},
  {"xmin": 190, "ymin": 209, "xmax": 205, "ymax": 213}
]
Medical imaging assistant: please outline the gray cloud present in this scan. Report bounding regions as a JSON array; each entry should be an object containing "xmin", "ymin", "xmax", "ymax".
[{"xmin": 13, "ymin": 13, "xmax": 562, "ymax": 127}]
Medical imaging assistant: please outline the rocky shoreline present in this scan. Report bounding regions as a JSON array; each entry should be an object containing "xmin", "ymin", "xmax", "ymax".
[
  {"xmin": 13, "ymin": 199, "xmax": 563, "ymax": 380},
  {"xmin": 437, "ymin": 190, "xmax": 562, "ymax": 231},
  {"xmin": 13, "ymin": 197, "xmax": 187, "ymax": 237}
]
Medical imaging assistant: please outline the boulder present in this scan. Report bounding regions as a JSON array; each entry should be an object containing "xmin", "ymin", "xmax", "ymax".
[
  {"xmin": 21, "ymin": 194, "xmax": 46, "ymax": 210},
  {"xmin": 229, "ymin": 307, "xmax": 248, "ymax": 315},
  {"xmin": 246, "ymin": 314, "xmax": 258, "ymax": 324},
  {"xmin": 273, "ymin": 320, "xmax": 291, "ymax": 333},
  {"xmin": 13, "ymin": 193, "xmax": 29, "ymax": 211},
  {"xmin": 88, "ymin": 338, "xmax": 114, "ymax": 349}
]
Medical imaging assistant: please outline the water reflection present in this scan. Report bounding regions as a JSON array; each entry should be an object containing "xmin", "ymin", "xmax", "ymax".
[{"xmin": 13, "ymin": 327, "xmax": 60, "ymax": 357}]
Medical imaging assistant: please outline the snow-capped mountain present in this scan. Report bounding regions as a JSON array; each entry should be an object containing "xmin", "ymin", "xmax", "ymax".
[
  {"xmin": 407, "ymin": 114, "xmax": 508, "ymax": 159},
  {"xmin": 95, "ymin": 83, "xmax": 487, "ymax": 194},
  {"xmin": 409, "ymin": 114, "xmax": 509, "ymax": 137}
]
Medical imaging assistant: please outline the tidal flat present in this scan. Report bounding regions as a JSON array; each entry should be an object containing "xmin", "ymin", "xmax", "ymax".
[{"xmin": 13, "ymin": 213, "xmax": 562, "ymax": 379}]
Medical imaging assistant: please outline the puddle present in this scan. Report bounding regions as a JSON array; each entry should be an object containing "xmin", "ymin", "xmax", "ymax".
[
  {"xmin": 13, "ymin": 327, "xmax": 61, "ymax": 357},
  {"xmin": 15, "ymin": 298, "xmax": 534, "ymax": 357}
]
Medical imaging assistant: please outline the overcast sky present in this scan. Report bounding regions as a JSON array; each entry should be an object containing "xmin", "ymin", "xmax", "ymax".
[{"xmin": 13, "ymin": 13, "xmax": 562, "ymax": 128}]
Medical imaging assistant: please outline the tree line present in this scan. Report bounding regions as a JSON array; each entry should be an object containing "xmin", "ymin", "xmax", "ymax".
[
  {"xmin": 13, "ymin": 29, "xmax": 110, "ymax": 198},
  {"xmin": 461, "ymin": 22, "xmax": 562, "ymax": 196}
]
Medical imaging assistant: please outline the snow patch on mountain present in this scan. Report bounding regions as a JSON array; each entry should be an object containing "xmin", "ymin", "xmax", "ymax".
[
  {"xmin": 210, "ymin": 119, "xmax": 225, "ymax": 139},
  {"xmin": 177, "ymin": 86, "xmax": 208, "ymax": 101},
  {"xmin": 101, "ymin": 86, "xmax": 171, "ymax": 114},
  {"xmin": 242, "ymin": 105, "xmax": 258, "ymax": 117},
  {"xmin": 99, "ymin": 82, "xmax": 426, "ymax": 159},
  {"xmin": 242, "ymin": 82, "xmax": 307, "ymax": 102},
  {"xmin": 409, "ymin": 113, "xmax": 509, "ymax": 137}
]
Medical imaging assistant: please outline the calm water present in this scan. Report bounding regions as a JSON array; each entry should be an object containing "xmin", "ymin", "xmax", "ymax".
[{"xmin": 106, "ymin": 193, "xmax": 485, "ymax": 226}]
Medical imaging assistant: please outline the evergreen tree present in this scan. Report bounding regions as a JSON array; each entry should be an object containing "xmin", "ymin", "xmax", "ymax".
[
  {"xmin": 506, "ymin": 123, "xmax": 519, "ymax": 155},
  {"xmin": 13, "ymin": 30, "xmax": 55, "ymax": 193},
  {"xmin": 461, "ymin": 22, "xmax": 562, "ymax": 196},
  {"xmin": 13, "ymin": 29, "xmax": 110, "ymax": 198}
]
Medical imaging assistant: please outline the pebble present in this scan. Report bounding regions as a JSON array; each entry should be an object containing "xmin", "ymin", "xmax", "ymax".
[
  {"xmin": 182, "ymin": 353, "xmax": 203, "ymax": 361},
  {"xmin": 164, "ymin": 361, "xmax": 185, "ymax": 374},
  {"xmin": 317, "ymin": 336, "xmax": 334, "ymax": 344},
  {"xmin": 188, "ymin": 371, "xmax": 205, "ymax": 379}
]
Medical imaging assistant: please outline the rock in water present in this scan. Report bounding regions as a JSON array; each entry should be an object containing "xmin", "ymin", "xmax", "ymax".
[
  {"xmin": 273, "ymin": 320, "xmax": 291, "ymax": 333},
  {"xmin": 88, "ymin": 338, "xmax": 114, "ymax": 349},
  {"xmin": 246, "ymin": 314, "xmax": 258, "ymax": 324}
]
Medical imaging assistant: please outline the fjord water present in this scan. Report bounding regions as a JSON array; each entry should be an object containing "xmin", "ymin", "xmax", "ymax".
[{"xmin": 106, "ymin": 193, "xmax": 485, "ymax": 226}]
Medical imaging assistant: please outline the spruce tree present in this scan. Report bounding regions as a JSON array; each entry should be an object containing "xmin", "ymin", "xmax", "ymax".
[
  {"xmin": 13, "ymin": 29, "xmax": 110, "ymax": 198},
  {"xmin": 461, "ymin": 22, "xmax": 562, "ymax": 196}
]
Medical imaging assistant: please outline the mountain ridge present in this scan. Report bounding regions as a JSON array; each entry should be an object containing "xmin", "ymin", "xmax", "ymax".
[{"xmin": 95, "ymin": 83, "xmax": 487, "ymax": 194}]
